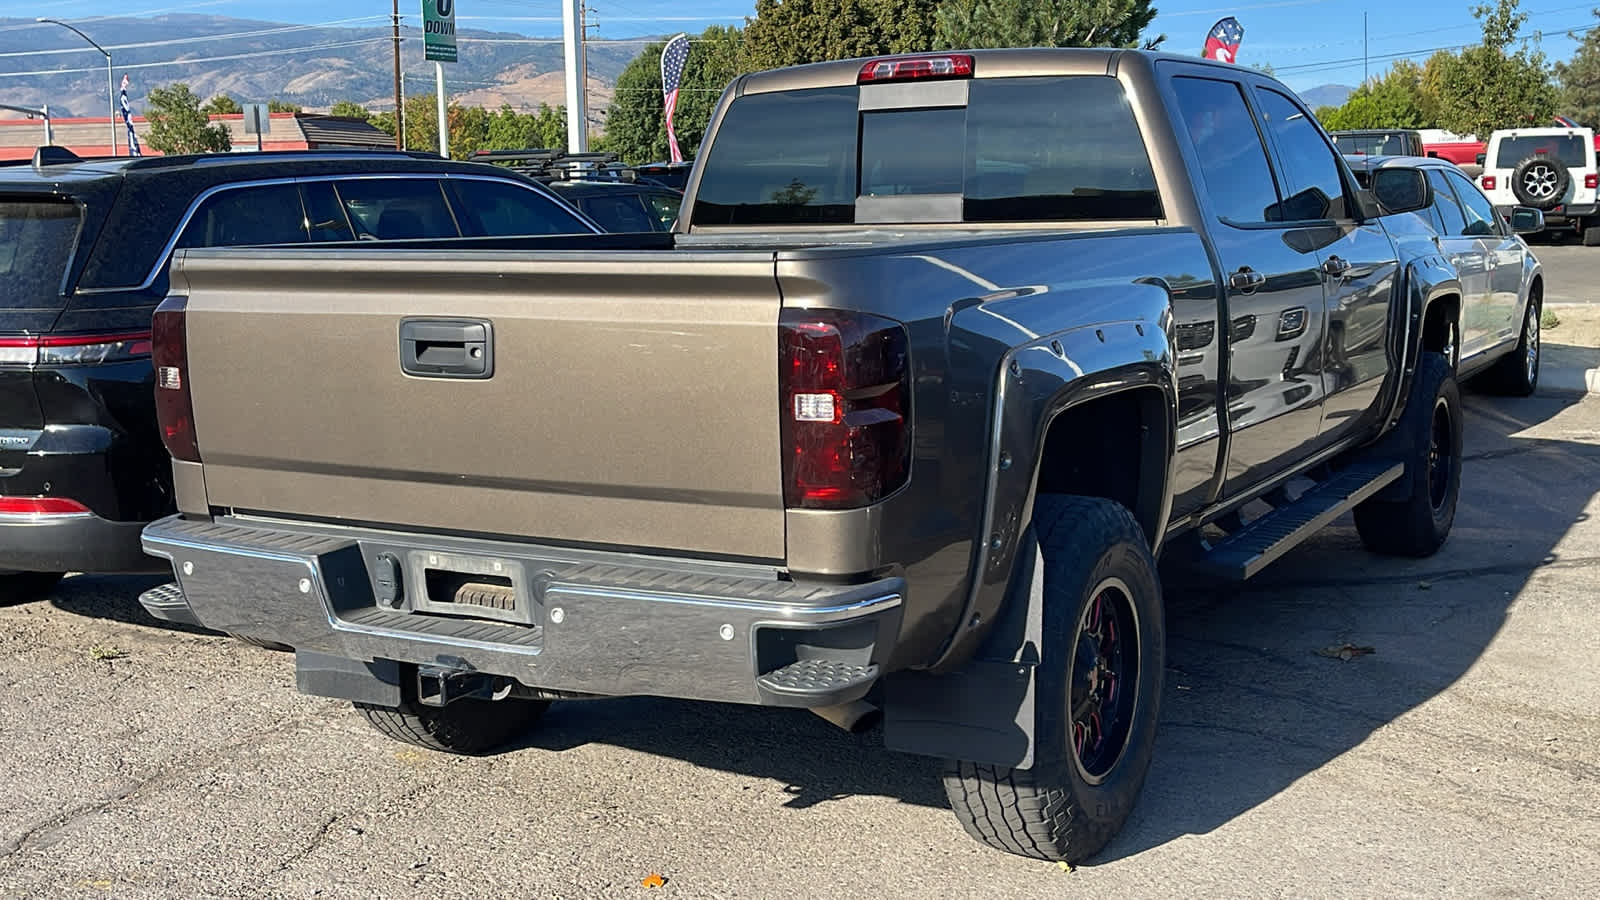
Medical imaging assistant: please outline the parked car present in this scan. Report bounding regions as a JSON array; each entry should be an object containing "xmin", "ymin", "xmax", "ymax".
[
  {"xmin": 1348, "ymin": 154, "xmax": 1547, "ymax": 393},
  {"xmin": 140, "ymin": 49, "xmax": 1531, "ymax": 865},
  {"xmin": 0, "ymin": 147, "xmax": 599, "ymax": 603},
  {"xmin": 1418, "ymin": 128, "xmax": 1486, "ymax": 169},
  {"xmin": 547, "ymin": 180, "xmax": 681, "ymax": 232},
  {"xmin": 1330, "ymin": 128, "xmax": 1425, "ymax": 157},
  {"xmin": 1476, "ymin": 126, "xmax": 1600, "ymax": 243},
  {"xmin": 633, "ymin": 161, "xmax": 693, "ymax": 190}
]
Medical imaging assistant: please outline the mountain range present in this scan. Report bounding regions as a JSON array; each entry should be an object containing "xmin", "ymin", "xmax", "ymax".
[{"xmin": 0, "ymin": 14, "xmax": 642, "ymax": 119}]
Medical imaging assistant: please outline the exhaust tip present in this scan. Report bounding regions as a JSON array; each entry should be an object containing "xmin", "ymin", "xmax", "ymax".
[{"xmin": 810, "ymin": 699, "xmax": 882, "ymax": 734}]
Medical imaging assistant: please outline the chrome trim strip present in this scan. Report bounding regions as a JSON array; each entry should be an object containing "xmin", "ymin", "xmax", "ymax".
[
  {"xmin": 553, "ymin": 584, "xmax": 902, "ymax": 618},
  {"xmin": 0, "ymin": 512, "xmax": 94, "ymax": 522},
  {"xmin": 76, "ymin": 172, "xmax": 601, "ymax": 296}
]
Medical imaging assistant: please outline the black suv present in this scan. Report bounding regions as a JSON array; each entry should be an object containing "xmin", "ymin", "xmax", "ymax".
[
  {"xmin": 0, "ymin": 147, "xmax": 598, "ymax": 600},
  {"xmin": 466, "ymin": 149, "xmax": 684, "ymax": 232}
]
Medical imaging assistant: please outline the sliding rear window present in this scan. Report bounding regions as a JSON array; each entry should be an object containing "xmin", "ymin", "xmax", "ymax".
[
  {"xmin": 691, "ymin": 75, "xmax": 1161, "ymax": 226},
  {"xmin": 0, "ymin": 200, "xmax": 82, "ymax": 307}
]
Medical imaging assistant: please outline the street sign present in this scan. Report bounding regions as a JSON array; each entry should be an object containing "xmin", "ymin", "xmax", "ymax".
[
  {"xmin": 423, "ymin": 0, "xmax": 457, "ymax": 64},
  {"xmin": 241, "ymin": 103, "xmax": 270, "ymax": 135}
]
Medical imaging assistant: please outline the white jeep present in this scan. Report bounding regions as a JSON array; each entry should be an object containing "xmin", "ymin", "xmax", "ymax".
[{"xmin": 1478, "ymin": 126, "xmax": 1600, "ymax": 243}]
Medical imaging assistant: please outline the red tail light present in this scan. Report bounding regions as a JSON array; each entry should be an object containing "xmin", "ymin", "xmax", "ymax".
[
  {"xmin": 0, "ymin": 331, "xmax": 152, "ymax": 367},
  {"xmin": 779, "ymin": 310, "xmax": 910, "ymax": 509},
  {"xmin": 1586, "ymin": 173, "xmax": 1597, "ymax": 189},
  {"xmin": 152, "ymin": 295, "xmax": 200, "ymax": 464},
  {"xmin": 0, "ymin": 496, "xmax": 90, "ymax": 516},
  {"xmin": 858, "ymin": 54, "xmax": 974, "ymax": 84},
  {"xmin": 1481, "ymin": 175, "xmax": 1496, "ymax": 191}
]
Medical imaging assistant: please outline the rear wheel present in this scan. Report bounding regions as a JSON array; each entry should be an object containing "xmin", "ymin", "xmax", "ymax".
[
  {"xmin": 355, "ymin": 696, "xmax": 550, "ymax": 755},
  {"xmin": 1354, "ymin": 353, "xmax": 1462, "ymax": 557},
  {"xmin": 941, "ymin": 495, "xmax": 1164, "ymax": 863},
  {"xmin": 1, "ymin": 572, "xmax": 66, "ymax": 606}
]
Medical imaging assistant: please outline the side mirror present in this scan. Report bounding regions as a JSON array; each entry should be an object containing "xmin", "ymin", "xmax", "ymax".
[
  {"xmin": 1426, "ymin": 150, "xmax": 1440, "ymax": 158},
  {"xmin": 1475, "ymin": 153, "xmax": 1488, "ymax": 166},
  {"xmin": 1370, "ymin": 167, "xmax": 1430, "ymax": 215},
  {"xmin": 1509, "ymin": 206, "xmax": 1545, "ymax": 235}
]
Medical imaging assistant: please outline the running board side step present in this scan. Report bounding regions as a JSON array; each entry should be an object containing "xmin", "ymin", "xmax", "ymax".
[{"xmin": 1187, "ymin": 462, "xmax": 1404, "ymax": 581}]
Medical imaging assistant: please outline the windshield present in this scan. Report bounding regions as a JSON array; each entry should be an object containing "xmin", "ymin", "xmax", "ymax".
[
  {"xmin": 1492, "ymin": 135, "xmax": 1590, "ymax": 169},
  {"xmin": 691, "ymin": 75, "xmax": 1162, "ymax": 226},
  {"xmin": 0, "ymin": 200, "xmax": 81, "ymax": 309}
]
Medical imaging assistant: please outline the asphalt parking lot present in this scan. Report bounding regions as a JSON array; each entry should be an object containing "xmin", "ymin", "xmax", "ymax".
[
  {"xmin": 2, "ymin": 384, "xmax": 1597, "ymax": 899},
  {"xmin": 1532, "ymin": 239, "xmax": 1600, "ymax": 307}
]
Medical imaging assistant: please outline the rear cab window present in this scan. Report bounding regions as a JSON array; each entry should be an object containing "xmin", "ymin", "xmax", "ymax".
[
  {"xmin": 691, "ymin": 74, "xmax": 1161, "ymax": 226},
  {"xmin": 0, "ymin": 199, "xmax": 82, "ymax": 306},
  {"xmin": 1492, "ymin": 135, "xmax": 1592, "ymax": 169}
]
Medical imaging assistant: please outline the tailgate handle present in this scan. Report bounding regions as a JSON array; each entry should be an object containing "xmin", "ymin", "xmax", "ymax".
[{"xmin": 399, "ymin": 318, "xmax": 494, "ymax": 379}]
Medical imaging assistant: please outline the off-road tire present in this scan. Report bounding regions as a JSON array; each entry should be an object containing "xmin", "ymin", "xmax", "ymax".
[
  {"xmin": 226, "ymin": 632, "xmax": 293, "ymax": 652},
  {"xmin": 1353, "ymin": 353, "xmax": 1462, "ymax": 557},
  {"xmin": 1511, "ymin": 155, "xmax": 1570, "ymax": 210},
  {"xmin": 941, "ymin": 495, "xmax": 1164, "ymax": 863},
  {"xmin": 1479, "ymin": 292, "xmax": 1542, "ymax": 396},
  {"xmin": 355, "ymin": 696, "xmax": 550, "ymax": 755},
  {"xmin": 1, "ymin": 572, "xmax": 66, "ymax": 605}
]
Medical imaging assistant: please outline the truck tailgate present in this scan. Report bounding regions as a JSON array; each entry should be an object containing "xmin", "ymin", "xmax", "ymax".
[{"xmin": 171, "ymin": 249, "xmax": 786, "ymax": 560}]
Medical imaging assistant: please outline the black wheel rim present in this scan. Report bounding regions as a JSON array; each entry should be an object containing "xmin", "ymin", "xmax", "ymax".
[
  {"xmin": 1069, "ymin": 578, "xmax": 1140, "ymax": 784},
  {"xmin": 1427, "ymin": 397, "xmax": 1454, "ymax": 512}
]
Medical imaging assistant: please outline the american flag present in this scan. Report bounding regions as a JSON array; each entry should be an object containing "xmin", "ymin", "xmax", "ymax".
[
  {"xmin": 660, "ymin": 33, "xmax": 691, "ymax": 164},
  {"xmin": 119, "ymin": 73, "xmax": 141, "ymax": 157},
  {"xmin": 1202, "ymin": 17, "xmax": 1245, "ymax": 64}
]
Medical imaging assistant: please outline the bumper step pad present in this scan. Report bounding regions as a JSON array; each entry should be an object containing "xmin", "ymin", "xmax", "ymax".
[
  {"xmin": 138, "ymin": 582, "xmax": 200, "ymax": 626},
  {"xmin": 758, "ymin": 658, "xmax": 880, "ymax": 705}
]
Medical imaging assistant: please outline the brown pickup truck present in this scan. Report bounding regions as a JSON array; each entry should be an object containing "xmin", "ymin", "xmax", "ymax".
[{"xmin": 138, "ymin": 49, "xmax": 1547, "ymax": 863}]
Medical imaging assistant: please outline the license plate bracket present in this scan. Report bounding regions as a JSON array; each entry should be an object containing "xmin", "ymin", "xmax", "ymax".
[{"xmin": 405, "ymin": 550, "xmax": 537, "ymax": 626}]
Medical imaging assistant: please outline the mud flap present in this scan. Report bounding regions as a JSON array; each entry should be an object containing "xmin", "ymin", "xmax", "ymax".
[{"xmin": 882, "ymin": 529, "xmax": 1046, "ymax": 769}]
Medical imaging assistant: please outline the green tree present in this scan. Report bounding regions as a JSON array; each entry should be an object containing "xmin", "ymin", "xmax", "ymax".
[
  {"xmin": 1317, "ymin": 59, "xmax": 1437, "ymax": 130},
  {"xmin": 1433, "ymin": 0, "xmax": 1558, "ymax": 137},
  {"xmin": 329, "ymin": 100, "xmax": 371, "ymax": 119},
  {"xmin": 145, "ymin": 83, "xmax": 232, "ymax": 154},
  {"xmin": 482, "ymin": 103, "xmax": 568, "ymax": 152},
  {"xmin": 267, "ymin": 99, "xmax": 302, "ymax": 113},
  {"xmin": 740, "ymin": 0, "xmax": 938, "ymax": 71},
  {"xmin": 1555, "ymin": 12, "xmax": 1600, "ymax": 125},
  {"xmin": 605, "ymin": 25, "xmax": 745, "ymax": 165},
  {"xmin": 933, "ymin": 0, "xmax": 1163, "ymax": 51},
  {"xmin": 199, "ymin": 94, "xmax": 241, "ymax": 116}
]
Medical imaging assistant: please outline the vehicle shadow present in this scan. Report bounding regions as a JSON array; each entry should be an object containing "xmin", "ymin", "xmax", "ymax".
[{"xmin": 36, "ymin": 394, "xmax": 1594, "ymax": 863}]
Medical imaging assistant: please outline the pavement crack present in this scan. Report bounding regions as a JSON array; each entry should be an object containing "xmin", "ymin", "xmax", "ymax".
[
  {"xmin": 0, "ymin": 793, "xmax": 132, "ymax": 862},
  {"xmin": 270, "ymin": 813, "xmax": 341, "ymax": 876}
]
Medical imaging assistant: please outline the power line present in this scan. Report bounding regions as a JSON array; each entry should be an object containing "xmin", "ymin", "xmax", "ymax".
[
  {"xmin": 0, "ymin": 14, "xmax": 387, "ymax": 59},
  {"xmin": 1272, "ymin": 22, "xmax": 1597, "ymax": 75},
  {"xmin": 0, "ymin": 36, "xmax": 390, "ymax": 79}
]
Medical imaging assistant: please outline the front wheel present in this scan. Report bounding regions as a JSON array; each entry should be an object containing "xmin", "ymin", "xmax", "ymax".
[
  {"xmin": 1480, "ymin": 293, "xmax": 1541, "ymax": 396},
  {"xmin": 1354, "ymin": 353, "xmax": 1462, "ymax": 557},
  {"xmin": 941, "ymin": 495, "xmax": 1164, "ymax": 863}
]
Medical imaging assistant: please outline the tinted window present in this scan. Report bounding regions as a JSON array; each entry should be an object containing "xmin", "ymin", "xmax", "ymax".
[
  {"xmin": 334, "ymin": 179, "xmax": 458, "ymax": 240},
  {"xmin": 645, "ymin": 192, "xmax": 681, "ymax": 229},
  {"xmin": 1330, "ymin": 132, "xmax": 1417, "ymax": 157},
  {"xmin": 1448, "ymin": 170, "xmax": 1501, "ymax": 237},
  {"xmin": 860, "ymin": 107, "xmax": 966, "ymax": 197},
  {"xmin": 0, "ymin": 201, "xmax": 80, "ymax": 306},
  {"xmin": 579, "ymin": 194, "xmax": 659, "ymax": 233},
  {"xmin": 300, "ymin": 181, "xmax": 354, "ymax": 242},
  {"xmin": 692, "ymin": 86, "xmax": 859, "ymax": 225},
  {"xmin": 691, "ymin": 76, "xmax": 1161, "ymax": 225},
  {"xmin": 964, "ymin": 76, "xmax": 1160, "ymax": 221},
  {"xmin": 1172, "ymin": 77, "xmax": 1282, "ymax": 223},
  {"xmin": 445, "ymin": 179, "xmax": 589, "ymax": 236},
  {"xmin": 1492, "ymin": 135, "xmax": 1589, "ymax": 169},
  {"xmin": 1254, "ymin": 87, "xmax": 1348, "ymax": 221},
  {"xmin": 176, "ymin": 183, "xmax": 307, "ymax": 248},
  {"xmin": 1427, "ymin": 169, "xmax": 1467, "ymax": 234}
]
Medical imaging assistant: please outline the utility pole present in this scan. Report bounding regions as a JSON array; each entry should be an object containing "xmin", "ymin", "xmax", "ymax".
[
  {"xmin": 392, "ymin": 0, "xmax": 404, "ymax": 150},
  {"xmin": 562, "ymin": 0, "xmax": 587, "ymax": 153},
  {"xmin": 1363, "ymin": 11, "xmax": 1369, "ymax": 85}
]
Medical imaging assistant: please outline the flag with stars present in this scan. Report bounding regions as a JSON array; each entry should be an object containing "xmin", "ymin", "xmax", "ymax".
[
  {"xmin": 1202, "ymin": 17, "xmax": 1245, "ymax": 64},
  {"xmin": 119, "ymin": 73, "xmax": 142, "ymax": 157},
  {"xmin": 660, "ymin": 33, "xmax": 691, "ymax": 163}
]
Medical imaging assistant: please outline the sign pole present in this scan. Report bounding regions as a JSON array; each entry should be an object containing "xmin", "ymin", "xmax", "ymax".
[{"xmin": 435, "ymin": 62, "xmax": 449, "ymax": 159}]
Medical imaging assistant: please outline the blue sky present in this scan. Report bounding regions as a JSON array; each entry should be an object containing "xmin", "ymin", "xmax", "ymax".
[{"xmin": 17, "ymin": 0, "xmax": 1598, "ymax": 91}]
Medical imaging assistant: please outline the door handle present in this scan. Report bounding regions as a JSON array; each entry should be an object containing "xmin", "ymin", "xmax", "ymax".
[
  {"xmin": 399, "ymin": 318, "xmax": 494, "ymax": 379},
  {"xmin": 1229, "ymin": 267, "xmax": 1267, "ymax": 292},
  {"xmin": 1321, "ymin": 255, "xmax": 1352, "ymax": 277}
]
